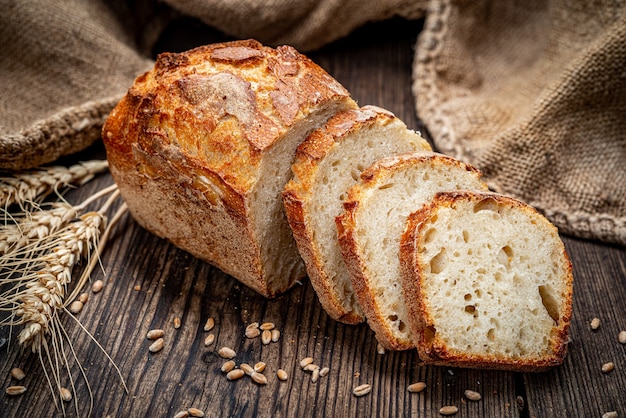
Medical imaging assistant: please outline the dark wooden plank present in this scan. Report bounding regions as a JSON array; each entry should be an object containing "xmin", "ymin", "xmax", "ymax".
[{"xmin": 1, "ymin": 16, "xmax": 623, "ymax": 418}]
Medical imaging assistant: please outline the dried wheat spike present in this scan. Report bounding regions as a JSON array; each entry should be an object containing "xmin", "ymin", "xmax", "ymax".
[{"xmin": 0, "ymin": 160, "xmax": 108, "ymax": 208}]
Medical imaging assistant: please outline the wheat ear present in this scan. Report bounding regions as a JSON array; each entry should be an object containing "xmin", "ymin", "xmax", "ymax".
[
  {"xmin": 0, "ymin": 184, "xmax": 118, "ymax": 255},
  {"xmin": 0, "ymin": 160, "xmax": 108, "ymax": 209}
]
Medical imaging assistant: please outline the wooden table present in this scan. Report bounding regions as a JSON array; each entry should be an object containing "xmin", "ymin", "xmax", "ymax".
[{"xmin": 2, "ymin": 17, "xmax": 625, "ymax": 418}]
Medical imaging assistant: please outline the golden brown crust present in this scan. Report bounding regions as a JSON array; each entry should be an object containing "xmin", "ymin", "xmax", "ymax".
[
  {"xmin": 400, "ymin": 191, "xmax": 573, "ymax": 371},
  {"xmin": 283, "ymin": 106, "xmax": 403, "ymax": 324},
  {"xmin": 103, "ymin": 39, "xmax": 354, "ymax": 297}
]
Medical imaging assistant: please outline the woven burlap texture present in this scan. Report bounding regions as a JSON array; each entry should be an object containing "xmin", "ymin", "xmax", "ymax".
[
  {"xmin": 413, "ymin": 0, "xmax": 625, "ymax": 245},
  {"xmin": 1, "ymin": 0, "xmax": 624, "ymax": 245}
]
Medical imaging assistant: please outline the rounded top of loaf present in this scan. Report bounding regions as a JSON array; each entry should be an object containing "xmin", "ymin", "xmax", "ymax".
[{"xmin": 102, "ymin": 39, "xmax": 353, "ymax": 195}]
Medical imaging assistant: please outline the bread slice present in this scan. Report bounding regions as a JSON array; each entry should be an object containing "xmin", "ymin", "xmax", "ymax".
[
  {"xmin": 102, "ymin": 39, "xmax": 357, "ymax": 297},
  {"xmin": 336, "ymin": 153, "xmax": 488, "ymax": 349},
  {"xmin": 400, "ymin": 191, "xmax": 573, "ymax": 371},
  {"xmin": 282, "ymin": 106, "xmax": 431, "ymax": 324}
]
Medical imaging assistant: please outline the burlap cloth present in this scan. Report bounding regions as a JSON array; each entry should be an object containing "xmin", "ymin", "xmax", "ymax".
[{"xmin": 1, "ymin": 0, "xmax": 624, "ymax": 245}]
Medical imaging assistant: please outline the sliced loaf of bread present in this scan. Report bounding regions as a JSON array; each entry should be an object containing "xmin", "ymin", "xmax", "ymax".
[
  {"xmin": 400, "ymin": 191, "xmax": 573, "ymax": 371},
  {"xmin": 283, "ymin": 106, "xmax": 431, "ymax": 324},
  {"xmin": 336, "ymin": 152, "xmax": 488, "ymax": 349}
]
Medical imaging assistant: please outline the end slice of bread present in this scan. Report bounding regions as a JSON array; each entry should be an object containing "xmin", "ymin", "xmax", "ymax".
[
  {"xmin": 283, "ymin": 106, "xmax": 431, "ymax": 324},
  {"xmin": 336, "ymin": 153, "xmax": 488, "ymax": 349},
  {"xmin": 400, "ymin": 191, "xmax": 573, "ymax": 371}
]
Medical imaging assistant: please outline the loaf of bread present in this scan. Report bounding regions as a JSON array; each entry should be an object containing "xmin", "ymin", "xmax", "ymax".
[
  {"xmin": 400, "ymin": 191, "xmax": 573, "ymax": 371},
  {"xmin": 336, "ymin": 152, "xmax": 488, "ymax": 350},
  {"xmin": 283, "ymin": 106, "xmax": 431, "ymax": 324},
  {"xmin": 102, "ymin": 39, "xmax": 357, "ymax": 297}
]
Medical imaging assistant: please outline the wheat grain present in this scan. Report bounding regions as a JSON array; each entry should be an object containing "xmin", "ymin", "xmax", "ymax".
[
  {"xmin": 226, "ymin": 369, "xmax": 244, "ymax": 381},
  {"xmin": 353, "ymin": 384, "xmax": 371, "ymax": 397},
  {"xmin": 464, "ymin": 389, "xmax": 481, "ymax": 401},
  {"xmin": 439, "ymin": 406, "xmax": 458, "ymax": 415},
  {"xmin": 10, "ymin": 367, "xmax": 25, "ymax": 380},
  {"xmin": 204, "ymin": 317, "xmax": 215, "ymax": 332},
  {"xmin": 188, "ymin": 408, "xmax": 205, "ymax": 417},
  {"xmin": 240, "ymin": 363, "xmax": 254, "ymax": 376},
  {"xmin": 91, "ymin": 279, "xmax": 104, "ymax": 293},
  {"xmin": 218, "ymin": 347, "xmax": 236, "ymax": 359},
  {"xmin": 251, "ymin": 372, "xmax": 267, "ymax": 385},
  {"xmin": 221, "ymin": 361, "xmax": 236, "ymax": 373},
  {"xmin": 60, "ymin": 387, "xmax": 72, "ymax": 402},
  {"xmin": 147, "ymin": 329, "xmax": 165, "ymax": 340},
  {"xmin": 407, "ymin": 382, "xmax": 426, "ymax": 393},
  {"xmin": 149, "ymin": 338, "xmax": 165, "ymax": 353},
  {"xmin": 6, "ymin": 385, "xmax": 27, "ymax": 396}
]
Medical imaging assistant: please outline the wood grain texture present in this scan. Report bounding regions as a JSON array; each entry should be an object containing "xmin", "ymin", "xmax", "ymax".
[{"xmin": 1, "ymin": 17, "xmax": 624, "ymax": 418}]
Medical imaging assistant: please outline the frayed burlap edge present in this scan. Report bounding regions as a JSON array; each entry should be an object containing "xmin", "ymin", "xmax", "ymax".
[
  {"xmin": 412, "ymin": 0, "xmax": 626, "ymax": 246},
  {"xmin": 0, "ymin": 96, "xmax": 124, "ymax": 171}
]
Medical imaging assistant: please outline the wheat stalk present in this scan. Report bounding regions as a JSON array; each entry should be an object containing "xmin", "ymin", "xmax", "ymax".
[
  {"xmin": 0, "ymin": 160, "xmax": 108, "ymax": 209},
  {"xmin": 0, "ymin": 160, "xmax": 128, "ymax": 416}
]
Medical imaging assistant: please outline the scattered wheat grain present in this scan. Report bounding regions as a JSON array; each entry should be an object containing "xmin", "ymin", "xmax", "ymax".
[
  {"xmin": 204, "ymin": 317, "xmax": 215, "ymax": 332},
  {"xmin": 271, "ymin": 329, "xmax": 280, "ymax": 342},
  {"xmin": 261, "ymin": 330, "xmax": 271, "ymax": 345},
  {"xmin": 79, "ymin": 293, "xmax": 89, "ymax": 304},
  {"xmin": 134, "ymin": 285, "xmax": 141, "ymax": 291},
  {"xmin": 92, "ymin": 280, "xmax": 104, "ymax": 293},
  {"xmin": 69, "ymin": 300, "xmax": 83, "ymax": 314},
  {"xmin": 218, "ymin": 347, "xmax": 236, "ymax": 359},
  {"xmin": 240, "ymin": 363, "xmax": 254, "ymax": 376},
  {"xmin": 602, "ymin": 362, "xmax": 615, "ymax": 373},
  {"xmin": 319, "ymin": 367, "xmax": 329, "ymax": 377},
  {"xmin": 591, "ymin": 318, "xmax": 601, "ymax": 330},
  {"xmin": 173, "ymin": 317, "xmax": 181, "ymax": 329},
  {"xmin": 277, "ymin": 369, "xmax": 288, "ymax": 381},
  {"xmin": 221, "ymin": 360, "xmax": 235, "ymax": 373},
  {"xmin": 251, "ymin": 372, "xmax": 268, "ymax": 385},
  {"xmin": 10, "ymin": 368, "xmax": 25, "ymax": 381},
  {"xmin": 407, "ymin": 382, "xmax": 426, "ymax": 393},
  {"xmin": 245, "ymin": 328, "xmax": 260, "ymax": 339},
  {"xmin": 602, "ymin": 412, "xmax": 618, "ymax": 418},
  {"xmin": 173, "ymin": 410, "xmax": 189, "ymax": 418},
  {"xmin": 439, "ymin": 406, "xmax": 458, "ymax": 415},
  {"xmin": 260, "ymin": 322, "xmax": 275, "ymax": 331},
  {"xmin": 147, "ymin": 329, "xmax": 165, "ymax": 340},
  {"xmin": 226, "ymin": 369, "xmax": 244, "ymax": 381},
  {"xmin": 303, "ymin": 364, "xmax": 319, "ymax": 372},
  {"xmin": 6, "ymin": 386, "xmax": 26, "ymax": 396},
  {"xmin": 464, "ymin": 389, "xmax": 481, "ymax": 401},
  {"xmin": 60, "ymin": 387, "xmax": 72, "ymax": 402},
  {"xmin": 300, "ymin": 357, "xmax": 314, "ymax": 368},
  {"xmin": 619, "ymin": 331, "xmax": 626, "ymax": 344},
  {"xmin": 149, "ymin": 338, "xmax": 165, "ymax": 353},
  {"xmin": 353, "ymin": 384, "xmax": 371, "ymax": 397},
  {"xmin": 254, "ymin": 362, "xmax": 266, "ymax": 373},
  {"xmin": 204, "ymin": 334, "xmax": 215, "ymax": 346},
  {"xmin": 188, "ymin": 408, "xmax": 205, "ymax": 417},
  {"xmin": 311, "ymin": 368, "xmax": 320, "ymax": 383}
]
